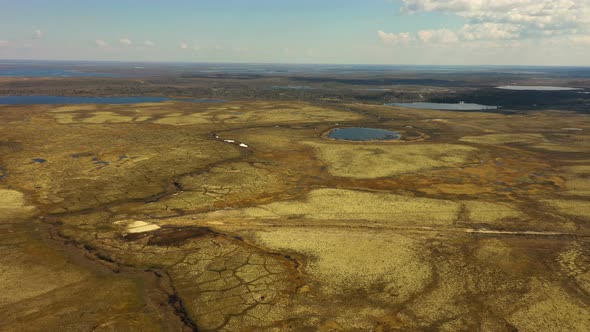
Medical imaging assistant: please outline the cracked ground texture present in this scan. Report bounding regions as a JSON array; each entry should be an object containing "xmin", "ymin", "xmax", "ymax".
[{"xmin": 1, "ymin": 100, "xmax": 590, "ymax": 331}]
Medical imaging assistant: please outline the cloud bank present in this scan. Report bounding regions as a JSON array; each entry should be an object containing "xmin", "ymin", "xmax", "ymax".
[
  {"xmin": 33, "ymin": 30, "xmax": 43, "ymax": 39},
  {"xmin": 380, "ymin": 0, "xmax": 590, "ymax": 45},
  {"xmin": 119, "ymin": 38, "xmax": 132, "ymax": 46}
]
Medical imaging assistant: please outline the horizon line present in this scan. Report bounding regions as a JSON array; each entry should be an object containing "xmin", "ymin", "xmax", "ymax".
[{"xmin": 2, "ymin": 58, "xmax": 590, "ymax": 69}]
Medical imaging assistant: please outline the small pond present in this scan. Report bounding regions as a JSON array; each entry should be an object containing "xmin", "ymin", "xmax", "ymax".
[
  {"xmin": 387, "ymin": 102, "xmax": 498, "ymax": 111},
  {"xmin": 328, "ymin": 127, "xmax": 401, "ymax": 141}
]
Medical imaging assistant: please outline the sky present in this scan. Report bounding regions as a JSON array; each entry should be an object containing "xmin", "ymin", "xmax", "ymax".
[{"xmin": 1, "ymin": 0, "xmax": 590, "ymax": 66}]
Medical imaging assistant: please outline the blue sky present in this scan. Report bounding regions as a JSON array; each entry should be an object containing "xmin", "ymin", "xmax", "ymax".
[{"xmin": 1, "ymin": 0, "xmax": 589, "ymax": 65}]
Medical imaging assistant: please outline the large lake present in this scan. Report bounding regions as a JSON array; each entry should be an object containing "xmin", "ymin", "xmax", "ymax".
[
  {"xmin": 0, "ymin": 69, "xmax": 121, "ymax": 77},
  {"xmin": 496, "ymin": 85, "xmax": 581, "ymax": 91},
  {"xmin": 387, "ymin": 102, "xmax": 498, "ymax": 111},
  {"xmin": 0, "ymin": 96, "xmax": 225, "ymax": 105}
]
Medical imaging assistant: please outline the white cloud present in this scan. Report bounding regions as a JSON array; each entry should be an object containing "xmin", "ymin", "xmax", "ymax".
[
  {"xmin": 380, "ymin": 0, "xmax": 590, "ymax": 49},
  {"xmin": 95, "ymin": 39, "xmax": 108, "ymax": 47},
  {"xmin": 119, "ymin": 38, "xmax": 132, "ymax": 46},
  {"xmin": 569, "ymin": 35, "xmax": 590, "ymax": 45},
  {"xmin": 417, "ymin": 29, "xmax": 458, "ymax": 43},
  {"xmin": 33, "ymin": 30, "xmax": 43, "ymax": 39},
  {"xmin": 459, "ymin": 23, "xmax": 521, "ymax": 41},
  {"xmin": 400, "ymin": 0, "xmax": 590, "ymax": 41},
  {"xmin": 0, "ymin": 40, "xmax": 8, "ymax": 47},
  {"xmin": 143, "ymin": 40, "xmax": 155, "ymax": 47},
  {"xmin": 378, "ymin": 29, "xmax": 457, "ymax": 45},
  {"xmin": 378, "ymin": 30, "xmax": 413, "ymax": 44},
  {"xmin": 180, "ymin": 42, "xmax": 188, "ymax": 49}
]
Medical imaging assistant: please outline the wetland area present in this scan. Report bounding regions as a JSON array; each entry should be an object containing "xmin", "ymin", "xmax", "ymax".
[{"xmin": 1, "ymin": 62, "xmax": 590, "ymax": 331}]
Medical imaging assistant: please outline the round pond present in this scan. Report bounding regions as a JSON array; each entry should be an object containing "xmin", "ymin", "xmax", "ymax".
[{"xmin": 327, "ymin": 127, "xmax": 401, "ymax": 141}]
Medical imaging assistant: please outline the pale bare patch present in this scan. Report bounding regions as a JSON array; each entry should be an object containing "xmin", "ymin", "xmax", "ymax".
[
  {"xmin": 0, "ymin": 189, "xmax": 36, "ymax": 221},
  {"xmin": 114, "ymin": 220, "xmax": 161, "ymax": 233}
]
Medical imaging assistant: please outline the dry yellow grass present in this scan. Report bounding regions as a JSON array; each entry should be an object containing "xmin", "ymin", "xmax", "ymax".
[
  {"xmin": 0, "ymin": 189, "xmax": 36, "ymax": 221},
  {"xmin": 559, "ymin": 244, "xmax": 590, "ymax": 294},
  {"xmin": 464, "ymin": 201, "xmax": 525, "ymax": 223},
  {"xmin": 47, "ymin": 101, "xmax": 363, "ymax": 126},
  {"xmin": 3, "ymin": 99, "xmax": 590, "ymax": 330},
  {"xmin": 198, "ymin": 188, "xmax": 462, "ymax": 226},
  {"xmin": 49, "ymin": 105, "xmax": 98, "ymax": 113},
  {"xmin": 564, "ymin": 165, "xmax": 590, "ymax": 173},
  {"xmin": 82, "ymin": 111, "xmax": 135, "ymax": 123},
  {"xmin": 561, "ymin": 165, "xmax": 590, "ymax": 196},
  {"xmin": 459, "ymin": 133, "xmax": 544, "ymax": 145},
  {"xmin": 305, "ymin": 142, "xmax": 478, "ymax": 179},
  {"xmin": 194, "ymin": 189, "xmax": 525, "ymax": 226},
  {"xmin": 533, "ymin": 135, "xmax": 590, "ymax": 152},
  {"xmin": 543, "ymin": 199, "xmax": 590, "ymax": 218},
  {"xmin": 53, "ymin": 113, "xmax": 75, "ymax": 124},
  {"xmin": 0, "ymin": 189, "xmax": 29, "ymax": 209},
  {"xmin": 508, "ymin": 280, "xmax": 590, "ymax": 332},
  {"xmin": 222, "ymin": 105, "xmax": 363, "ymax": 124},
  {"xmin": 153, "ymin": 113, "xmax": 211, "ymax": 125},
  {"xmin": 564, "ymin": 178, "xmax": 590, "ymax": 196},
  {"xmin": 253, "ymin": 228, "xmax": 433, "ymax": 298}
]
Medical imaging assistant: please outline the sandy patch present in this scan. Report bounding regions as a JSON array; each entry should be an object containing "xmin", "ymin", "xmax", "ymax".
[
  {"xmin": 127, "ymin": 220, "xmax": 161, "ymax": 233},
  {"xmin": 0, "ymin": 189, "xmax": 36, "ymax": 221}
]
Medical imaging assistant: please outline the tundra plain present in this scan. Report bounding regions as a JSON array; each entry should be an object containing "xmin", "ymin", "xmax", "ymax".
[{"xmin": 1, "ymin": 97, "xmax": 590, "ymax": 331}]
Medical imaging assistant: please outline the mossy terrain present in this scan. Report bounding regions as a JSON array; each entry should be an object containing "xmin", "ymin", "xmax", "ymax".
[{"xmin": 1, "ymin": 99, "xmax": 589, "ymax": 331}]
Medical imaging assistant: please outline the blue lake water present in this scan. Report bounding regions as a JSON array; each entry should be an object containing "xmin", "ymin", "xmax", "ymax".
[
  {"xmin": 268, "ymin": 85, "xmax": 314, "ymax": 90},
  {"xmin": 0, "ymin": 69, "xmax": 120, "ymax": 77},
  {"xmin": 387, "ymin": 102, "xmax": 498, "ymax": 111},
  {"xmin": 496, "ymin": 85, "xmax": 581, "ymax": 91},
  {"xmin": 0, "ymin": 96, "xmax": 226, "ymax": 105},
  {"xmin": 328, "ymin": 127, "xmax": 401, "ymax": 141},
  {"xmin": 175, "ymin": 98, "xmax": 227, "ymax": 103}
]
